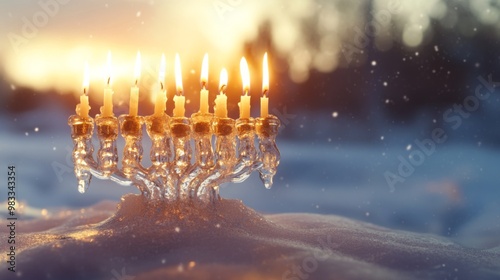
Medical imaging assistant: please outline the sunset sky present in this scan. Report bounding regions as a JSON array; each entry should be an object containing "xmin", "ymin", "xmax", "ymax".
[{"xmin": 3, "ymin": 0, "xmax": 496, "ymax": 94}]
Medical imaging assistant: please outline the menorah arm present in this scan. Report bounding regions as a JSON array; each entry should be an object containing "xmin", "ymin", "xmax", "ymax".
[
  {"xmin": 186, "ymin": 112, "xmax": 216, "ymax": 198},
  {"xmin": 230, "ymin": 118, "xmax": 259, "ymax": 183},
  {"xmin": 256, "ymin": 116, "xmax": 281, "ymax": 189},
  {"xmin": 180, "ymin": 164, "xmax": 209, "ymax": 199},
  {"xmin": 83, "ymin": 149, "xmax": 153, "ymax": 196},
  {"xmin": 229, "ymin": 160, "xmax": 262, "ymax": 183}
]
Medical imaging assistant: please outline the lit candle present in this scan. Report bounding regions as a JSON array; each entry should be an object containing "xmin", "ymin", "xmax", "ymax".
[
  {"xmin": 154, "ymin": 54, "xmax": 167, "ymax": 116},
  {"xmin": 101, "ymin": 51, "xmax": 114, "ymax": 117},
  {"xmin": 129, "ymin": 51, "xmax": 141, "ymax": 116},
  {"xmin": 214, "ymin": 68, "xmax": 228, "ymax": 118},
  {"xmin": 173, "ymin": 53, "xmax": 185, "ymax": 117},
  {"xmin": 239, "ymin": 57, "xmax": 251, "ymax": 119},
  {"xmin": 199, "ymin": 53, "xmax": 209, "ymax": 114},
  {"xmin": 261, "ymin": 52, "xmax": 269, "ymax": 118},
  {"xmin": 77, "ymin": 62, "xmax": 91, "ymax": 118}
]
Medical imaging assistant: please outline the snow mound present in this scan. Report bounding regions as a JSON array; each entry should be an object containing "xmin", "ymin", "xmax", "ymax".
[{"xmin": 1, "ymin": 194, "xmax": 499, "ymax": 280}]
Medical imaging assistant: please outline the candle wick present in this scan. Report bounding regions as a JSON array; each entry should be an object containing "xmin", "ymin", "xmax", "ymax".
[
  {"xmin": 160, "ymin": 82, "xmax": 164, "ymax": 90},
  {"xmin": 263, "ymin": 89, "xmax": 269, "ymax": 97},
  {"xmin": 220, "ymin": 85, "xmax": 227, "ymax": 93},
  {"xmin": 201, "ymin": 81, "xmax": 206, "ymax": 89},
  {"xmin": 135, "ymin": 79, "xmax": 138, "ymax": 86},
  {"xmin": 107, "ymin": 77, "xmax": 111, "ymax": 86},
  {"xmin": 83, "ymin": 88, "xmax": 87, "ymax": 95}
]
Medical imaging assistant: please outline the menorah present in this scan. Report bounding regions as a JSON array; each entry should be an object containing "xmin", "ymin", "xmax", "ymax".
[{"xmin": 68, "ymin": 52, "xmax": 280, "ymax": 202}]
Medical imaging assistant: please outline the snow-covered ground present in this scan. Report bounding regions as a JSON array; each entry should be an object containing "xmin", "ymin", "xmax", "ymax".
[{"xmin": 1, "ymin": 195, "xmax": 499, "ymax": 280}]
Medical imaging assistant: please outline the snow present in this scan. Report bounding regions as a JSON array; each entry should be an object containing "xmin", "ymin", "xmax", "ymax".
[{"xmin": 1, "ymin": 195, "xmax": 499, "ymax": 280}]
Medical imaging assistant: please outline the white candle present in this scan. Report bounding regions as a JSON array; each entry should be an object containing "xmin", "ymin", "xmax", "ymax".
[
  {"xmin": 173, "ymin": 53, "xmax": 185, "ymax": 117},
  {"xmin": 102, "ymin": 86, "xmax": 114, "ymax": 117},
  {"xmin": 101, "ymin": 51, "xmax": 114, "ymax": 117},
  {"xmin": 240, "ymin": 95, "xmax": 251, "ymax": 119},
  {"xmin": 79, "ymin": 95, "xmax": 90, "ymax": 118},
  {"xmin": 173, "ymin": 95, "xmax": 185, "ymax": 117},
  {"xmin": 154, "ymin": 88, "xmax": 167, "ymax": 116},
  {"xmin": 214, "ymin": 68, "xmax": 228, "ymax": 118},
  {"xmin": 200, "ymin": 88, "xmax": 209, "ymax": 114},
  {"xmin": 129, "ymin": 51, "xmax": 141, "ymax": 116},
  {"xmin": 199, "ymin": 53, "xmax": 209, "ymax": 114},
  {"xmin": 261, "ymin": 52, "xmax": 269, "ymax": 118},
  {"xmin": 154, "ymin": 54, "xmax": 167, "ymax": 116},
  {"xmin": 239, "ymin": 57, "xmax": 251, "ymax": 119},
  {"xmin": 260, "ymin": 96, "xmax": 268, "ymax": 118},
  {"xmin": 130, "ymin": 87, "xmax": 139, "ymax": 116},
  {"xmin": 77, "ymin": 62, "xmax": 90, "ymax": 118}
]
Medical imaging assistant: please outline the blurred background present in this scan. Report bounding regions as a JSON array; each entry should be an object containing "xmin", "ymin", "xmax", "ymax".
[{"xmin": 1, "ymin": 0, "xmax": 499, "ymax": 248}]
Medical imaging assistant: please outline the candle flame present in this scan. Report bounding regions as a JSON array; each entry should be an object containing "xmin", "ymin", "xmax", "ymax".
[
  {"xmin": 158, "ymin": 53, "xmax": 166, "ymax": 90},
  {"xmin": 240, "ymin": 57, "xmax": 250, "ymax": 95},
  {"xmin": 175, "ymin": 53, "xmax": 183, "ymax": 95},
  {"xmin": 219, "ymin": 68, "xmax": 228, "ymax": 93},
  {"xmin": 83, "ymin": 62, "xmax": 90, "ymax": 95},
  {"xmin": 263, "ymin": 52, "xmax": 269, "ymax": 96},
  {"xmin": 200, "ymin": 53, "xmax": 208, "ymax": 87},
  {"xmin": 134, "ymin": 51, "xmax": 141, "ymax": 85},
  {"xmin": 106, "ymin": 51, "xmax": 112, "ymax": 86}
]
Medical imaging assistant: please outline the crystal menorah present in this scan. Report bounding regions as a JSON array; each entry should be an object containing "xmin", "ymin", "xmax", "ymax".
[
  {"xmin": 68, "ymin": 52, "xmax": 279, "ymax": 203},
  {"xmin": 68, "ymin": 112, "xmax": 280, "ymax": 203}
]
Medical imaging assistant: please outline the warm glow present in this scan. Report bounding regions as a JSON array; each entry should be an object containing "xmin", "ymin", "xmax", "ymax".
[
  {"xmin": 150, "ymin": 90, "xmax": 157, "ymax": 104},
  {"xmin": 262, "ymin": 52, "xmax": 269, "ymax": 96},
  {"xmin": 219, "ymin": 68, "xmax": 228, "ymax": 93},
  {"xmin": 200, "ymin": 53, "xmax": 208, "ymax": 87},
  {"xmin": 83, "ymin": 62, "xmax": 90, "ymax": 95},
  {"xmin": 175, "ymin": 53, "xmax": 183, "ymax": 95},
  {"xmin": 134, "ymin": 51, "xmax": 141, "ymax": 85},
  {"xmin": 106, "ymin": 51, "xmax": 112, "ymax": 86},
  {"xmin": 158, "ymin": 54, "xmax": 166, "ymax": 89},
  {"xmin": 240, "ymin": 57, "xmax": 250, "ymax": 95}
]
